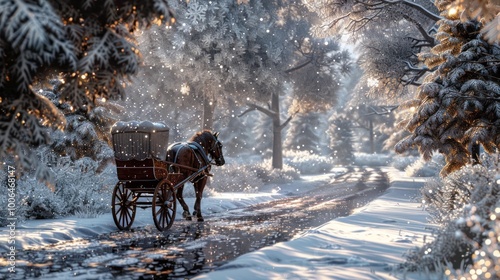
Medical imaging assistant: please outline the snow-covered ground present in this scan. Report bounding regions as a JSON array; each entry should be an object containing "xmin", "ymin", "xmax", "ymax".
[
  {"xmin": 195, "ymin": 168, "xmax": 438, "ymax": 280},
  {"xmin": 1, "ymin": 167, "xmax": 439, "ymax": 279}
]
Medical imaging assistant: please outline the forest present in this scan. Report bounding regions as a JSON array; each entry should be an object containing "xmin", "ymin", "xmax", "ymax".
[{"xmin": 0, "ymin": 0, "xmax": 499, "ymax": 279}]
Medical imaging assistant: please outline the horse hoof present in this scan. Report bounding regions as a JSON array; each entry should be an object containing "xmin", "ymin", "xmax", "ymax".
[
  {"xmin": 183, "ymin": 211, "xmax": 192, "ymax": 220},
  {"xmin": 186, "ymin": 216, "xmax": 192, "ymax": 221},
  {"xmin": 197, "ymin": 217, "xmax": 204, "ymax": 222}
]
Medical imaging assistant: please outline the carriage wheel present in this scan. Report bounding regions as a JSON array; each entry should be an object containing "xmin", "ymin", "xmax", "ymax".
[
  {"xmin": 111, "ymin": 182, "xmax": 137, "ymax": 230},
  {"xmin": 152, "ymin": 179, "xmax": 176, "ymax": 231}
]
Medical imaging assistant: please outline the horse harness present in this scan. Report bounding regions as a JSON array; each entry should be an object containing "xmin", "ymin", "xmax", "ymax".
[{"xmin": 168, "ymin": 141, "xmax": 213, "ymax": 183}]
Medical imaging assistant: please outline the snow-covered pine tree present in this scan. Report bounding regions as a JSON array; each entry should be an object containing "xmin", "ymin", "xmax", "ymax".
[
  {"xmin": 41, "ymin": 80, "xmax": 118, "ymax": 172},
  {"xmin": 395, "ymin": 9, "xmax": 500, "ymax": 175},
  {"xmin": 0, "ymin": 1, "xmax": 173, "ymax": 180},
  {"xmin": 327, "ymin": 115, "xmax": 355, "ymax": 165},
  {"xmin": 383, "ymin": 107, "xmax": 413, "ymax": 154},
  {"xmin": 284, "ymin": 112, "xmax": 323, "ymax": 154},
  {"xmin": 253, "ymin": 109, "xmax": 274, "ymax": 157}
]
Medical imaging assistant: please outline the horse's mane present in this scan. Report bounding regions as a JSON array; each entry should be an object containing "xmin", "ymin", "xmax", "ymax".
[{"xmin": 189, "ymin": 130, "xmax": 213, "ymax": 143}]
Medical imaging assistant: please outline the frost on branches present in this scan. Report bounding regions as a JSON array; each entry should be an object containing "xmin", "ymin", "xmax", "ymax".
[
  {"xmin": 406, "ymin": 154, "xmax": 500, "ymax": 277},
  {"xmin": 445, "ymin": 0, "xmax": 500, "ymax": 43},
  {"xmin": 0, "ymin": 0, "xmax": 173, "ymax": 181},
  {"xmin": 396, "ymin": 19, "xmax": 500, "ymax": 176}
]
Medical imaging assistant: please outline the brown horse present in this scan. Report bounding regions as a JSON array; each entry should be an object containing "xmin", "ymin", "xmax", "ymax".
[{"xmin": 166, "ymin": 130, "xmax": 225, "ymax": 222}]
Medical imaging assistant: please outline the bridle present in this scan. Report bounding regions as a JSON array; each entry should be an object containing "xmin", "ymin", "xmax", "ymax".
[{"xmin": 208, "ymin": 133, "xmax": 224, "ymax": 165}]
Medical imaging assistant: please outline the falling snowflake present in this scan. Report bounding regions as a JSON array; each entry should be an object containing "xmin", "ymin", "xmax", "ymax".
[{"xmin": 185, "ymin": 1, "xmax": 208, "ymax": 25}]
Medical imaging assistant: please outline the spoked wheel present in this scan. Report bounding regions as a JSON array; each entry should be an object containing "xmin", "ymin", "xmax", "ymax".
[
  {"xmin": 152, "ymin": 179, "xmax": 176, "ymax": 231},
  {"xmin": 111, "ymin": 182, "xmax": 137, "ymax": 230}
]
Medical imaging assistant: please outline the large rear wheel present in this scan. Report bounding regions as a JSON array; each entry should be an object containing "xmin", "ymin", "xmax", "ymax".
[
  {"xmin": 152, "ymin": 179, "xmax": 176, "ymax": 231},
  {"xmin": 111, "ymin": 182, "xmax": 137, "ymax": 230}
]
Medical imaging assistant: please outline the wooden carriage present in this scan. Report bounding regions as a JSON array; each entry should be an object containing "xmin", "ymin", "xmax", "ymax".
[{"xmin": 110, "ymin": 120, "xmax": 181, "ymax": 231}]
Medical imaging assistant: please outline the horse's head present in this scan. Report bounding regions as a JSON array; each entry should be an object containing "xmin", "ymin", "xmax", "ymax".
[
  {"xmin": 191, "ymin": 130, "xmax": 225, "ymax": 166},
  {"xmin": 209, "ymin": 132, "xmax": 225, "ymax": 166}
]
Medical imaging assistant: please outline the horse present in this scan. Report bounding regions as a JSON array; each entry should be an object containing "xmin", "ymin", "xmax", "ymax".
[{"xmin": 166, "ymin": 130, "xmax": 225, "ymax": 222}]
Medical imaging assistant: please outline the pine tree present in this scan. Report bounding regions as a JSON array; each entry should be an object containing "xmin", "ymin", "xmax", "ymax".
[
  {"xmin": 0, "ymin": 1, "xmax": 173, "ymax": 179},
  {"xmin": 327, "ymin": 115, "xmax": 355, "ymax": 165},
  {"xmin": 396, "ymin": 14, "xmax": 500, "ymax": 175},
  {"xmin": 253, "ymin": 110, "xmax": 273, "ymax": 156},
  {"xmin": 284, "ymin": 112, "xmax": 322, "ymax": 154},
  {"xmin": 42, "ymin": 80, "xmax": 119, "ymax": 173}
]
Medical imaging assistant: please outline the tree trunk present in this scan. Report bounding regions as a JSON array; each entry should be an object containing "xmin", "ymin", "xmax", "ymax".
[
  {"xmin": 239, "ymin": 92, "xmax": 291, "ymax": 170},
  {"xmin": 271, "ymin": 91, "xmax": 283, "ymax": 169},
  {"xmin": 202, "ymin": 96, "xmax": 216, "ymax": 130}
]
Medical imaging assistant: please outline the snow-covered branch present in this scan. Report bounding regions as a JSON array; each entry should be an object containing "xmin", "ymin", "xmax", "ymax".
[{"xmin": 392, "ymin": 0, "xmax": 442, "ymax": 21}]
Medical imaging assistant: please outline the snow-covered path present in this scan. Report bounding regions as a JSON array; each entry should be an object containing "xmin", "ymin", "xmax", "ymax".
[{"xmin": 193, "ymin": 168, "xmax": 438, "ymax": 280}]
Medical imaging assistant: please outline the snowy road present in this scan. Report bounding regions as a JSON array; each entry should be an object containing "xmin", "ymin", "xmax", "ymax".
[{"xmin": 3, "ymin": 167, "xmax": 390, "ymax": 279}]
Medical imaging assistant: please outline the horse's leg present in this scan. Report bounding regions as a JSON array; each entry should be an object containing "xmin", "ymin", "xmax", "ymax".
[
  {"xmin": 176, "ymin": 184, "xmax": 191, "ymax": 220},
  {"xmin": 193, "ymin": 177, "xmax": 207, "ymax": 222}
]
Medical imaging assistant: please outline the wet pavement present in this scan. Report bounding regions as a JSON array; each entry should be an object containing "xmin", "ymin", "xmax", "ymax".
[{"xmin": 3, "ymin": 167, "xmax": 389, "ymax": 279}]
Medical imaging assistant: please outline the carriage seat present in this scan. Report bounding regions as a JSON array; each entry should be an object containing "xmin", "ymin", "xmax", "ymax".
[{"xmin": 115, "ymin": 157, "xmax": 168, "ymax": 181}]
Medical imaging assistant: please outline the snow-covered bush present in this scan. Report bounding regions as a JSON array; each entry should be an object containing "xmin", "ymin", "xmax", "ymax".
[
  {"xmin": 406, "ymin": 153, "xmax": 500, "ymax": 273},
  {"xmin": 251, "ymin": 159, "xmax": 300, "ymax": 184},
  {"xmin": 19, "ymin": 179, "xmax": 68, "ymax": 220},
  {"xmin": 0, "ymin": 169, "xmax": 65, "ymax": 223},
  {"xmin": 283, "ymin": 150, "xmax": 335, "ymax": 174},
  {"xmin": 53, "ymin": 160, "xmax": 114, "ymax": 218},
  {"xmin": 353, "ymin": 152, "xmax": 392, "ymax": 166},
  {"xmin": 391, "ymin": 155, "xmax": 419, "ymax": 171},
  {"xmin": 405, "ymin": 154, "xmax": 444, "ymax": 177},
  {"xmin": 0, "ymin": 158, "xmax": 115, "ymax": 226},
  {"xmin": 210, "ymin": 161, "xmax": 265, "ymax": 193},
  {"xmin": 445, "ymin": 200, "xmax": 500, "ymax": 279}
]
